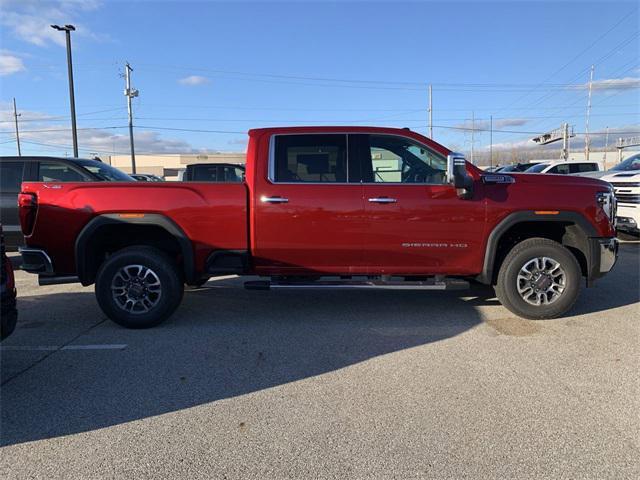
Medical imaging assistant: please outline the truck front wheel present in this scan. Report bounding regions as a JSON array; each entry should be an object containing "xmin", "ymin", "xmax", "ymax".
[
  {"xmin": 95, "ymin": 246, "xmax": 184, "ymax": 329},
  {"xmin": 495, "ymin": 238, "xmax": 581, "ymax": 319}
]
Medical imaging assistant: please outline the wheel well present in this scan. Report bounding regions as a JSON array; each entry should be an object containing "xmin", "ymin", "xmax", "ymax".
[
  {"xmin": 79, "ymin": 224, "xmax": 184, "ymax": 285},
  {"xmin": 491, "ymin": 221, "xmax": 589, "ymax": 284}
]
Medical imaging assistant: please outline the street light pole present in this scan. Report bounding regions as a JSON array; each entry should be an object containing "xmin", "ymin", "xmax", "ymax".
[{"xmin": 51, "ymin": 24, "xmax": 78, "ymax": 157}]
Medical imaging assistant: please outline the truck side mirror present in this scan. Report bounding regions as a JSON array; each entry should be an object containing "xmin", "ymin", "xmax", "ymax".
[{"xmin": 447, "ymin": 152, "xmax": 474, "ymax": 200}]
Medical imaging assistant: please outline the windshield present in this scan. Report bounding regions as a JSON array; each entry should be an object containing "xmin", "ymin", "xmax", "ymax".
[
  {"xmin": 74, "ymin": 160, "xmax": 135, "ymax": 181},
  {"xmin": 524, "ymin": 163, "xmax": 548, "ymax": 173},
  {"xmin": 611, "ymin": 154, "xmax": 640, "ymax": 172}
]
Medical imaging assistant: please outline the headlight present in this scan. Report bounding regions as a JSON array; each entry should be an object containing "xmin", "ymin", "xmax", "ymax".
[{"xmin": 596, "ymin": 191, "xmax": 616, "ymax": 221}]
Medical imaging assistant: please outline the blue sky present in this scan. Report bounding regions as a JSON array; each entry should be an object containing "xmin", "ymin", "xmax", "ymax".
[{"xmin": 0, "ymin": 0, "xmax": 638, "ymax": 158}]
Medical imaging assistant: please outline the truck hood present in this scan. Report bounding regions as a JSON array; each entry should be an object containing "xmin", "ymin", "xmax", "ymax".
[
  {"xmin": 600, "ymin": 171, "xmax": 640, "ymax": 183},
  {"xmin": 506, "ymin": 172, "xmax": 612, "ymax": 190}
]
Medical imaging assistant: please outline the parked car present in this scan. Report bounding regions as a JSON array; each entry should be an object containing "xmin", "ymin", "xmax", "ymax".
[
  {"xmin": 496, "ymin": 162, "xmax": 539, "ymax": 173},
  {"xmin": 1, "ymin": 224, "xmax": 18, "ymax": 340},
  {"xmin": 18, "ymin": 126, "xmax": 617, "ymax": 328},
  {"xmin": 131, "ymin": 173, "xmax": 164, "ymax": 182},
  {"xmin": 182, "ymin": 163, "xmax": 245, "ymax": 182},
  {"xmin": 573, "ymin": 153, "xmax": 640, "ymax": 179},
  {"xmin": 524, "ymin": 160, "xmax": 601, "ymax": 175},
  {"xmin": 600, "ymin": 154, "xmax": 640, "ymax": 236},
  {"xmin": 0, "ymin": 156, "xmax": 134, "ymax": 249}
]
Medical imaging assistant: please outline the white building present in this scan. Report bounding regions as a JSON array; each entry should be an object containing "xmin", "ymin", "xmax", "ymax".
[{"xmin": 106, "ymin": 152, "xmax": 246, "ymax": 180}]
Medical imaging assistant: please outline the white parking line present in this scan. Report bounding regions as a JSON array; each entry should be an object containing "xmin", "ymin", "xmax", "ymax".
[{"xmin": 1, "ymin": 344, "xmax": 127, "ymax": 351}]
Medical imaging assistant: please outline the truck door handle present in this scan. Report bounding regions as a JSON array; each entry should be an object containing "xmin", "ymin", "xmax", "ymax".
[
  {"xmin": 261, "ymin": 196, "xmax": 289, "ymax": 204},
  {"xmin": 368, "ymin": 197, "xmax": 397, "ymax": 204}
]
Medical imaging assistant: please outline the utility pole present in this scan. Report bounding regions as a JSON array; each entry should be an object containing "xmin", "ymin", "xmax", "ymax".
[
  {"xmin": 489, "ymin": 115, "xmax": 493, "ymax": 168},
  {"xmin": 585, "ymin": 64, "xmax": 594, "ymax": 160},
  {"xmin": 51, "ymin": 24, "xmax": 78, "ymax": 157},
  {"xmin": 603, "ymin": 126, "xmax": 609, "ymax": 164},
  {"xmin": 618, "ymin": 138, "xmax": 623, "ymax": 162},
  {"xmin": 12, "ymin": 97, "xmax": 21, "ymax": 156},
  {"xmin": 470, "ymin": 111, "xmax": 475, "ymax": 164},
  {"xmin": 124, "ymin": 62, "xmax": 139, "ymax": 174},
  {"xmin": 428, "ymin": 84, "xmax": 433, "ymax": 139},
  {"xmin": 561, "ymin": 122, "xmax": 569, "ymax": 160}
]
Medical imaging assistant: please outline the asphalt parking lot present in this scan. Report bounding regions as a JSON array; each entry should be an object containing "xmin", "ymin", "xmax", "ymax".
[{"xmin": 1, "ymin": 243, "xmax": 638, "ymax": 479}]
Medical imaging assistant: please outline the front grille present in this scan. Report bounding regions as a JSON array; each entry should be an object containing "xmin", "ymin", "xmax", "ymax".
[
  {"xmin": 611, "ymin": 182, "xmax": 640, "ymax": 188},
  {"xmin": 615, "ymin": 193, "xmax": 640, "ymax": 204}
]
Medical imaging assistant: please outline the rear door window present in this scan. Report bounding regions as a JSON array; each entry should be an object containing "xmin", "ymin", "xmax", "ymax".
[
  {"xmin": 272, "ymin": 134, "xmax": 347, "ymax": 183},
  {"xmin": 570, "ymin": 163, "xmax": 597, "ymax": 173},
  {"xmin": 37, "ymin": 162, "xmax": 88, "ymax": 182},
  {"xmin": 0, "ymin": 162, "xmax": 24, "ymax": 192}
]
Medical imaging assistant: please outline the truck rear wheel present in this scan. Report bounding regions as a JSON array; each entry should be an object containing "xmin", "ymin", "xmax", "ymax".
[
  {"xmin": 95, "ymin": 246, "xmax": 184, "ymax": 329},
  {"xmin": 495, "ymin": 237, "xmax": 581, "ymax": 319}
]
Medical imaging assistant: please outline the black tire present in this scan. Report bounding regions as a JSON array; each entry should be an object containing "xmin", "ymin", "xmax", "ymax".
[
  {"xmin": 495, "ymin": 237, "xmax": 581, "ymax": 320},
  {"xmin": 95, "ymin": 246, "xmax": 184, "ymax": 329}
]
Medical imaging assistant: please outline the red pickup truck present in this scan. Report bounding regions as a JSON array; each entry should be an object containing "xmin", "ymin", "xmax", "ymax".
[{"xmin": 18, "ymin": 126, "xmax": 618, "ymax": 328}]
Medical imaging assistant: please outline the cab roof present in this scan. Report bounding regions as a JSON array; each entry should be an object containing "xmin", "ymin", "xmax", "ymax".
[{"xmin": 248, "ymin": 126, "xmax": 451, "ymax": 157}]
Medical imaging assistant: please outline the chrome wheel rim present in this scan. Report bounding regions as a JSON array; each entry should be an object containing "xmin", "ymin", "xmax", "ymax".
[
  {"xmin": 516, "ymin": 257, "xmax": 566, "ymax": 306},
  {"xmin": 111, "ymin": 264, "xmax": 162, "ymax": 314}
]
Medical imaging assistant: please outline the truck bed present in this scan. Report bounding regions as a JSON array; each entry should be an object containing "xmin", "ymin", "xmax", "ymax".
[{"xmin": 19, "ymin": 181, "xmax": 248, "ymax": 276}]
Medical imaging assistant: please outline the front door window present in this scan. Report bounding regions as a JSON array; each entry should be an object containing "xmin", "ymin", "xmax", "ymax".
[{"xmin": 362, "ymin": 134, "xmax": 448, "ymax": 184}]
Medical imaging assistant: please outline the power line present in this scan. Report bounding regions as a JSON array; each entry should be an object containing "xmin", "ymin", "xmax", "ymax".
[
  {"xmin": 0, "ymin": 107, "xmax": 127, "ymax": 123},
  {"xmin": 128, "ymin": 111, "xmax": 639, "ymax": 123},
  {"xmin": 136, "ymin": 125, "xmax": 246, "ymax": 134},
  {"xmin": 135, "ymin": 62, "xmax": 604, "ymax": 88},
  {"xmin": 534, "ymin": 32, "xmax": 638, "ymax": 110},
  {"xmin": 113, "ymin": 102, "xmax": 633, "ymax": 112},
  {"xmin": 0, "ymin": 126, "xmax": 128, "ymax": 134},
  {"xmin": 13, "ymin": 139, "xmax": 208, "ymax": 157},
  {"xmin": 494, "ymin": 10, "xmax": 638, "ymax": 111},
  {"xmin": 527, "ymin": 62, "xmax": 640, "ymax": 134}
]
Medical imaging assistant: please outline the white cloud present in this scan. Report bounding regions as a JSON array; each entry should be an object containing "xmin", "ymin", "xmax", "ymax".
[
  {"xmin": 22, "ymin": 128, "xmax": 198, "ymax": 156},
  {"xmin": 178, "ymin": 75, "xmax": 210, "ymax": 86},
  {"xmin": 72, "ymin": 129, "xmax": 196, "ymax": 154},
  {"xmin": 454, "ymin": 117, "xmax": 529, "ymax": 131},
  {"xmin": 0, "ymin": 0, "xmax": 104, "ymax": 47},
  {"xmin": 483, "ymin": 124, "xmax": 640, "ymax": 152},
  {"xmin": 0, "ymin": 102, "xmax": 198, "ymax": 155},
  {"xmin": 484, "ymin": 139, "xmax": 536, "ymax": 151},
  {"xmin": 0, "ymin": 53, "xmax": 26, "ymax": 76},
  {"xmin": 576, "ymin": 77, "xmax": 640, "ymax": 92}
]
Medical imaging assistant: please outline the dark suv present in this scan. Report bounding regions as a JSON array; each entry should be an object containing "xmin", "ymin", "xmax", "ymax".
[
  {"xmin": 182, "ymin": 163, "xmax": 245, "ymax": 182},
  {"xmin": 1, "ymin": 224, "xmax": 17, "ymax": 340},
  {"xmin": 0, "ymin": 156, "xmax": 133, "ymax": 249}
]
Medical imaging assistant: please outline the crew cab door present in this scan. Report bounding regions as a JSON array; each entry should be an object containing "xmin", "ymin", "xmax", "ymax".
[
  {"xmin": 356, "ymin": 134, "xmax": 486, "ymax": 275},
  {"xmin": 252, "ymin": 133, "xmax": 365, "ymax": 274}
]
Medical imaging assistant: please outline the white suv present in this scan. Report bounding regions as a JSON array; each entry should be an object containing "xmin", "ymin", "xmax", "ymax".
[
  {"xmin": 600, "ymin": 154, "xmax": 640, "ymax": 236},
  {"xmin": 524, "ymin": 160, "xmax": 601, "ymax": 175}
]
